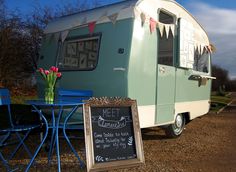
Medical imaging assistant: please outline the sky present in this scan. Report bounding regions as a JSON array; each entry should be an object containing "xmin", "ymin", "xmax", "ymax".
[
  {"xmin": 5, "ymin": 0, "xmax": 236, "ymax": 79},
  {"xmin": 178, "ymin": 0, "xmax": 236, "ymax": 79}
]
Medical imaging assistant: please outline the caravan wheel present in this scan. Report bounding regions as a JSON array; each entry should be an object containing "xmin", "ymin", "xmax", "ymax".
[{"xmin": 165, "ymin": 113, "xmax": 185, "ymax": 138}]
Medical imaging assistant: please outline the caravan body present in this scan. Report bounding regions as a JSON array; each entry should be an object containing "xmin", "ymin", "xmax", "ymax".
[{"xmin": 38, "ymin": 0, "xmax": 214, "ymax": 137}]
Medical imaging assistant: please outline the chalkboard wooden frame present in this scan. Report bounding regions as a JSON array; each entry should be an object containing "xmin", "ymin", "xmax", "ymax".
[{"xmin": 83, "ymin": 97, "xmax": 145, "ymax": 172}]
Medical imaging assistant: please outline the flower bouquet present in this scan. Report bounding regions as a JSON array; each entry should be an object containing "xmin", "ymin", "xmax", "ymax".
[{"xmin": 38, "ymin": 66, "xmax": 62, "ymax": 102}]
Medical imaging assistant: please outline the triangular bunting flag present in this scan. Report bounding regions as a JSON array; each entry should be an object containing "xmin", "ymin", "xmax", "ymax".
[
  {"xmin": 170, "ymin": 25, "xmax": 175, "ymax": 37},
  {"xmin": 108, "ymin": 13, "xmax": 119, "ymax": 25},
  {"xmin": 207, "ymin": 45, "xmax": 212, "ymax": 53},
  {"xmin": 140, "ymin": 12, "xmax": 146, "ymax": 27},
  {"xmin": 165, "ymin": 24, "xmax": 170, "ymax": 38},
  {"xmin": 210, "ymin": 44, "xmax": 216, "ymax": 52},
  {"xmin": 61, "ymin": 30, "xmax": 69, "ymax": 43},
  {"xmin": 205, "ymin": 46, "xmax": 210, "ymax": 53},
  {"xmin": 88, "ymin": 21, "xmax": 96, "ymax": 34},
  {"xmin": 159, "ymin": 22, "xmax": 164, "ymax": 37},
  {"xmin": 149, "ymin": 17, "xmax": 157, "ymax": 33},
  {"xmin": 99, "ymin": 11, "xmax": 108, "ymax": 22},
  {"xmin": 197, "ymin": 44, "xmax": 201, "ymax": 54},
  {"xmin": 200, "ymin": 45, "xmax": 204, "ymax": 55}
]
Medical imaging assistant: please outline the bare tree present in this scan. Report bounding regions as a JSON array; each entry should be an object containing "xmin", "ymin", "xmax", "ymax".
[
  {"xmin": 0, "ymin": 0, "xmax": 102, "ymax": 89},
  {"xmin": 212, "ymin": 65, "xmax": 229, "ymax": 92}
]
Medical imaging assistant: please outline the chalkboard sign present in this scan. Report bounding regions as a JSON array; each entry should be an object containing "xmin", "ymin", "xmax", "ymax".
[{"xmin": 83, "ymin": 97, "xmax": 145, "ymax": 172}]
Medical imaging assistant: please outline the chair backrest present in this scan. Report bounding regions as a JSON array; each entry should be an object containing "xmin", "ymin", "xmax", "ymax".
[
  {"xmin": 0, "ymin": 89, "xmax": 11, "ymax": 105},
  {"xmin": 58, "ymin": 89, "xmax": 93, "ymax": 103},
  {"xmin": 0, "ymin": 88, "xmax": 13, "ymax": 128}
]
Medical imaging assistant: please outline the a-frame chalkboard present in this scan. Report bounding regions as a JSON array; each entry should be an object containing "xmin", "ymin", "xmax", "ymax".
[{"xmin": 83, "ymin": 97, "xmax": 145, "ymax": 172}]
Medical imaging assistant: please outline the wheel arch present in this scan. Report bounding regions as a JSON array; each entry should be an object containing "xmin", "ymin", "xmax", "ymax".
[{"xmin": 181, "ymin": 112, "xmax": 191, "ymax": 124}]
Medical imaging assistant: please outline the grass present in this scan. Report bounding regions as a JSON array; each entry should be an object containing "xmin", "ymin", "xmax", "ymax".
[
  {"xmin": 11, "ymin": 95, "xmax": 38, "ymax": 104},
  {"xmin": 210, "ymin": 93, "xmax": 232, "ymax": 112},
  {"xmin": 9, "ymin": 87, "xmax": 38, "ymax": 104}
]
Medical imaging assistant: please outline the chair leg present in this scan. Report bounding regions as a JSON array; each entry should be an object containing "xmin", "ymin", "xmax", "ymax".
[
  {"xmin": 1, "ymin": 132, "xmax": 11, "ymax": 145},
  {"xmin": 8, "ymin": 130, "xmax": 32, "ymax": 160},
  {"xmin": 25, "ymin": 115, "xmax": 49, "ymax": 172},
  {"xmin": 0, "ymin": 152, "xmax": 11, "ymax": 171},
  {"xmin": 0, "ymin": 152, "xmax": 18, "ymax": 172}
]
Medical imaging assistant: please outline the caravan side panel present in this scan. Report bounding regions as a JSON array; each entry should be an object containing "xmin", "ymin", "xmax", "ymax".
[
  {"xmin": 38, "ymin": 19, "xmax": 134, "ymax": 98},
  {"xmin": 128, "ymin": 19, "xmax": 157, "ymax": 128}
]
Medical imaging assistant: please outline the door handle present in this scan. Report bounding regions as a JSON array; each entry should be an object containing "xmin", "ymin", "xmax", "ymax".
[{"xmin": 159, "ymin": 66, "xmax": 166, "ymax": 74}]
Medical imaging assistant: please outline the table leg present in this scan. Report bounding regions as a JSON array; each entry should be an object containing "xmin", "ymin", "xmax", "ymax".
[
  {"xmin": 48, "ymin": 106, "xmax": 56, "ymax": 164},
  {"xmin": 55, "ymin": 106, "xmax": 64, "ymax": 172},
  {"xmin": 63, "ymin": 105, "xmax": 85, "ymax": 167}
]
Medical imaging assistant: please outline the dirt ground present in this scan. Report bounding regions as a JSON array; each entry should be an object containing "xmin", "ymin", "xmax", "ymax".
[{"xmin": 1, "ymin": 94, "xmax": 236, "ymax": 172}]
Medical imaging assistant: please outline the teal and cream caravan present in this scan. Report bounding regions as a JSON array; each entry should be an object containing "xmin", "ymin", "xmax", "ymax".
[{"xmin": 38, "ymin": 0, "xmax": 215, "ymax": 137}]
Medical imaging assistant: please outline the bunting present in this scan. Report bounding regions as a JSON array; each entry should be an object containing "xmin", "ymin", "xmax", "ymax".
[
  {"xmin": 209, "ymin": 44, "xmax": 216, "ymax": 52},
  {"xmin": 88, "ymin": 21, "xmax": 96, "ymax": 34},
  {"xmin": 158, "ymin": 22, "xmax": 164, "ymax": 37},
  {"xmin": 170, "ymin": 25, "xmax": 175, "ymax": 37},
  {"xmin": 60, "ymin": 30, "xmax": 69, "ymax": 43},
  {"xmin": 134, "ymin": 5, "xmax": 215, "ymax": 58},
  {"xmin": 140, "ymin": 12, "xmax": 146, "ymax": 27},
  {"xmin": 194, "ymin": 44, "xmax": 213, "ymax": 55},
  {"xmin": 98, "ymin": 11, "xmax": 108, "ymax": 22},
  {"xmin": 108, "ymin": 13, "xmax": 119, "ymax": 25},
  {"xmin": 165, "ymin": 24, "xmax": 170, "ymax": 38},
  {"xmin": 149, "ymin": 17, "xmax": 157, "ymax": 33}
]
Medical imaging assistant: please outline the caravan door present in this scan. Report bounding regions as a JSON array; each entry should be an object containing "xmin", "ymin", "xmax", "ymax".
[{"xmin": 156, "ymin": 11, "xmax": 176, "ymax": 125}]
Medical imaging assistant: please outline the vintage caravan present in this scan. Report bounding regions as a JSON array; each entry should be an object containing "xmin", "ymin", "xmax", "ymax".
[{"xmin": 38, "ymin": 0, "xmax": 215, "ymax": 137}]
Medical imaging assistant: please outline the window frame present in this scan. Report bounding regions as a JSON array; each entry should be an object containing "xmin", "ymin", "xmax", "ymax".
[
  {"xmin": 157, "ymin": 9, "xmax": 177, "ymax": 67},
  {"xmin": 57, "ymin": 33, "xmax": 102, "ymax": 71},
  {"xmin": 193, "ymin": 50, "xmax": 211, "ymax": 75}
]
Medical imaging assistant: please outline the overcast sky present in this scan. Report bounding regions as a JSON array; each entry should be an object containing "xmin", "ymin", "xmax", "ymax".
[{"xmin": 5, "ymin": 0, "xmax": 236, "ymax": 79}]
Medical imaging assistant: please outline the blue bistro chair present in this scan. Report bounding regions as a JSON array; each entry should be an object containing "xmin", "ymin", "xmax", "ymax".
[
  {"xmin": 46, "ymin": 88, "xmax": 92, "ymax": 167},
  {"xmin": 0, "ymin": 88, "xmax": 40, "ymax": 171}
]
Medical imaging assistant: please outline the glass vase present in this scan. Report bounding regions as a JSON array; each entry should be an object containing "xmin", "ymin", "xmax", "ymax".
[{"xmin": 45, "ymin": 87, "xmax": 54, "ymax": 103}]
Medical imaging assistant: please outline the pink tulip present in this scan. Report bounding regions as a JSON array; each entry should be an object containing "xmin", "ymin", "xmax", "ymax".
[
  {"xmin": 50, "ymin": 66, "xmax": 59, "ymax": 72},
  {"xmin": 45, "ymin": 70, "xmax": 50, "ymax": 75},
  {"xmin": 50, "ymin": 66, "xmax": 55, "ymax": 72},
  {"xmin": 56, "ymin": 72, "xmax": 62, "ymax": 77},
  {"xmin": 39, "ymin": 68, "xmax": 44, "ymax": 73}
]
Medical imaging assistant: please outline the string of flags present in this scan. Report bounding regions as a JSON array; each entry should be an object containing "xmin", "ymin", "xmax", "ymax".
[{"xmin": 46, "ymin": 4, "xmax": 214, "ymax": 54}]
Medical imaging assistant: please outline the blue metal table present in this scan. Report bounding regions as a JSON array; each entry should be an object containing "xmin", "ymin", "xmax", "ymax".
[{"xmin": 25, "ymin": 100, "xmax": 84, "ymax": 172}]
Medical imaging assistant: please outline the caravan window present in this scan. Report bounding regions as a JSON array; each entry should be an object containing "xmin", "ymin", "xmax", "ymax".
[
  {"xmin": 158, "ymin": 11, "xmax": 175, "ymax": 66},
  {"xmin": 58, "ymin": 34, "xmax": 101, "ymax": 70},
  {"xmin": 193, "ymin": 50, "xmax": 210, "ymax": 73}
]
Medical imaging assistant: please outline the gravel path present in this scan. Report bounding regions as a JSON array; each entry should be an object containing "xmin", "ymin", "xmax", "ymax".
[{"xmin": 1, "ymin": 94, "xmax": 236, "ymax": 172}]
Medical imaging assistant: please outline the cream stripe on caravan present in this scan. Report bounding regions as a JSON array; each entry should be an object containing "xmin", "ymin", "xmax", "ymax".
[
  {"xmin": 44, "ymin": 0, "xmax": 137, "ymax": 34},
  {"xmin": 44, "ymin": 0, "xmax": 210, "ymax": 46}
]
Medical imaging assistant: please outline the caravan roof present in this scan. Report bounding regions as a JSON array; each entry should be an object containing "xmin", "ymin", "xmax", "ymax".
[{"xmin": 44, "ymin": 0, "xmax": 209, "ymax": 45}]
